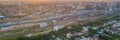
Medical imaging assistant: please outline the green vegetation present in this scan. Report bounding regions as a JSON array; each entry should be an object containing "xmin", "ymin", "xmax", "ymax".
[{"xmin": 0, "ymin": 13, "xmax": 119, "ymax": 40}]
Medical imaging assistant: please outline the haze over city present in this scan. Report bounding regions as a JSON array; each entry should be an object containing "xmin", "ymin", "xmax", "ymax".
[{"xmin": 0, "ymin": 0, "xmax": 120, "ymax": 40}]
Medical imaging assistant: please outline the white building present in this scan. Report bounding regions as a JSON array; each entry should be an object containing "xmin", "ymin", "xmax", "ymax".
[
  {"xmin": 80, "ymin": 38, "xmax": 91, "ymax": 40},
  {"xmin": 113, "ymin": 22, "xmax": 120, "ymax": 28},
  {"xmin": 82, "ymin": 26, "xmax": 90, "ymax": 31},
  {"xmin": 66, "ymin": 33, "xmax": 73, "ymax": 38},
  {"xmin": 39, "ymin": 22, "xmax": 48, "ymax": 28},
  {"xmin": 0, "ymin": 16, "xmax": 6, "ymax": 19},
  {"xmin": 54, "ymin": 25, "xmax": 64, "ymax": 31},
  {"xmin": 0, "ymin": 27, "xmax": 12, "ymax": 31},
  {"xmin": 25, "ymin": 34, "xmax": 33, "ymax": 37}
]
